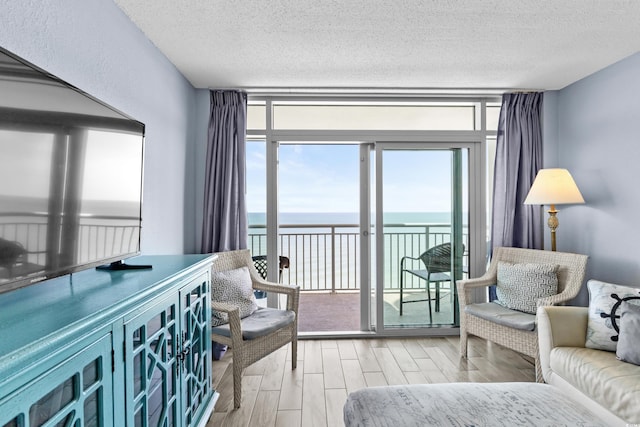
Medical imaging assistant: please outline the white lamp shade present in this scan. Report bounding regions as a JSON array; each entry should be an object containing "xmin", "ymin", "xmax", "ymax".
[{"xmin": 524, "ymin": 168, "xmax": 585, "ymax": 205}]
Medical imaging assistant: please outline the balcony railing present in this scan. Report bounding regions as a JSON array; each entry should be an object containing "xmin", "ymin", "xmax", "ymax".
[
  {"xmin": 2, "ymin": 215, "xmax": 466, "ymax": 293},
  {"xmin": 249, "ymin": 223, "xmax": 468, "ymax": 292},
  {"xmin": 0, "ymin": 212, "xmax": 139, "ymax": 268}
]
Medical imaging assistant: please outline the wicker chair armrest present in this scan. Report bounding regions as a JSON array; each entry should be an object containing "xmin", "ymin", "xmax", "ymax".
[
  {"xmin": 458, "ymin": 275, "xmax": 496, "ymax": 289},
  {"xmin": 210, "ymin": 302, "xmax": 243, "ymax": 347},
  {"xmin": 457, "ymin": 274, "xmax": 496, "ymax": 307},
  {"xmin": 252, "ymin": 279, "xmax": 298, "ymax": 295},
  {"xmin": 536, "ymin": 287, "xmax": 580, "ymax": 307},
  {"xmin": 252, "ymin": 279, "xmax": 301, "ymax": 313},
  {"xmin": 211, "ymin": 301, "xmax": 239, "ymax": 314}
]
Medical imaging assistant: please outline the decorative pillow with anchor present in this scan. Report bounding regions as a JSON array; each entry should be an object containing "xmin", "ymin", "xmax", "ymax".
[{"xmin": 586, "ymin": 279, "xmax": 640, "ymax": 352}]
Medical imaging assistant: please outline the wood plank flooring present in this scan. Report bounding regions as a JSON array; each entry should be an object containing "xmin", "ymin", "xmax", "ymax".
[{"xmin": 206, "ymin": 336, "xmax": 535, "ymax": 427}]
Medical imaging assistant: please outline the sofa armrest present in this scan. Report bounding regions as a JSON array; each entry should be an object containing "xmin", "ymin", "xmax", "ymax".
[{"xmin": 537, "ymin": 306, "xmax": 588, "ymax": 382}]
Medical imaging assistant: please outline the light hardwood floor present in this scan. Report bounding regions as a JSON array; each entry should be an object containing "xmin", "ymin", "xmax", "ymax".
[{"xmin": 207, "ymin": 336, "xmax": 535, "ymax": 427}]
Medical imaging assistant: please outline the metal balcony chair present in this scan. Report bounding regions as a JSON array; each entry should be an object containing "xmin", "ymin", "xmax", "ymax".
[
  {"xmin": 211, "ymin": 249, "xmax": 299, "ymax": 408},
  {"xmin": 251, "ymin": 255, "xmax": 290, "ymax": 298},
  {"xmin": 399, "ymin": 242, "xmax": 463, "ymax": 322}
]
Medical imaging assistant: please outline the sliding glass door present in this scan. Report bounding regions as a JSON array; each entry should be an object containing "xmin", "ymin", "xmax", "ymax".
[
  {"xmin": 277, "ymin": 142, "xmax": 362, "ymax": 333},
  {"xmin": 374, "ymin": 143, "xmax": 469, "ymax": 331}
]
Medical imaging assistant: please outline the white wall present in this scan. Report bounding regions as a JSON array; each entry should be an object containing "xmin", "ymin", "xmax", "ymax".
[
  {"xmin": 551, "ymin": 52, "xmax": 640, "ymax": 304},
  {"xmin": 0, "ymin": 0, "xmax": 198, "ymax": 255}
]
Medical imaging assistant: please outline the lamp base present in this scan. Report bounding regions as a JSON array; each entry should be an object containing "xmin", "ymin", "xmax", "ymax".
[{"xmin": 547, "ymin": 205, "xmax": 558, "ymax": 251}]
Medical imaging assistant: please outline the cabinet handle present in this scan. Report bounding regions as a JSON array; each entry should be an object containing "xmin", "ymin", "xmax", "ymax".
[{"xmin": 176, "ymin": 346, "xmax": 190, "ymax": 363}]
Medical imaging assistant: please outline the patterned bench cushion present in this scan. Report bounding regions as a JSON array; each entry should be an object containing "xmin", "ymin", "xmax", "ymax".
[{"xmin": 344, "ymin": 382, "xmax": 607, "ymax": 427}]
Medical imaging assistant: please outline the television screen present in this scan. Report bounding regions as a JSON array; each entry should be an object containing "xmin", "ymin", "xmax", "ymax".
[{"xmin": 0, "ymin": 47, "xmax": 145, "ymax": 293}]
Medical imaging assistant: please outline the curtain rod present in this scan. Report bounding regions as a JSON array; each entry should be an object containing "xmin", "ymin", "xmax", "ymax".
[{"xmin": 206, "ymin": 87, "xmax": 544, "ymax": 97}]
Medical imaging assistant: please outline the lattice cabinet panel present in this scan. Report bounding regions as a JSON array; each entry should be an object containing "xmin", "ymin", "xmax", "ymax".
[
  {"xmin": 179, "ymin": 275, "xmax": 211, "ymax": 426},
  {"xmin": 125, "ymin": 295, "xmax": 180, "ymax": 427},
  {"xmin": 0, "ymin": 333, "xmax": 113, "ymax": 427}
]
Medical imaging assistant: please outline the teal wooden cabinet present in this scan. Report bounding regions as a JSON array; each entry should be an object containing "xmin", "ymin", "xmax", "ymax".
[{"xmin": 0, "ymin": 255, "xmax": 218, "ymax": 427}]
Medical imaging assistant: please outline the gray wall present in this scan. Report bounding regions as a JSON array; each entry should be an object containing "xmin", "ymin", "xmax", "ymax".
[
  {"xmin": 549, "ymin": 52, "xmax": 640, "ymax": 304},
  {"xmin": 193, "ymin": 89, "xmax": 211, "ymax": 253},
  {"xmin": 542, "ymin": 91, "xmax": 559, "ymax": 168},
  {"xmin": 0, "ymin": 0, "xmax": 199, "ymax": 255}
]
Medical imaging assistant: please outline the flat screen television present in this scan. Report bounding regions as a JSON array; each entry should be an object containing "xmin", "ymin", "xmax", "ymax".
[{"xmin": 0, "ymin": 47, "xmax": 145, "ymax": 294}]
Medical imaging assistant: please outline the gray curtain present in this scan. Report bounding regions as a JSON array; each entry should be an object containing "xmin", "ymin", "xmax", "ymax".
[
  {"xmin": 201, "ymin": 90, "xmax": 248, "ymax": 253},
  {"xmin": 489, "ymin": 92, "xmax": 543, "ymax": 300},
  {"xmin": 491, "ymin": 92, "xmax": 544, "ymax": 252}
]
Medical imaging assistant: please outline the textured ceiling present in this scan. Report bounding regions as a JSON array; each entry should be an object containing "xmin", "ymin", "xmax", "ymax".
[{"xmin": 114, "ymin": 0, "xmax": 640, "ymax": 91}]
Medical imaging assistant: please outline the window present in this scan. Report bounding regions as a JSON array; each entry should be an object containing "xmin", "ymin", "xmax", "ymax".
[{"xmin": 272, "ymin": 102, "xmax": 477, "ymax": 130}]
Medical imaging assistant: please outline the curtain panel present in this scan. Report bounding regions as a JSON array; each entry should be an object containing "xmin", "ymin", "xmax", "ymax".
[
  {"xmin": 491, "ymin": 92, "xmax": 544, "ymax": 252},
  {"xmin": 201, "ymin": 90, "xmax": 248, "ymax": 254}
]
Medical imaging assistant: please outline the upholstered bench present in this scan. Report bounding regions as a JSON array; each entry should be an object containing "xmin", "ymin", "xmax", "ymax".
[{"xmin": 343, "ymin": 382, "xmax": 609, "ymax": 427}]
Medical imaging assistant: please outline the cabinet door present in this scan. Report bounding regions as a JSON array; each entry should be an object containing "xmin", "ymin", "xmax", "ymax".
[
  {"xmin": 124, "ymin": 294, "xmax": 180, "ymax": 427},
  {"xmin": 0, "ymin": 333, "xmax": 113, "ymax": 427},
  {"xmin": 178, "ymin": 274, "xmax": 211, "ymax": 427}
]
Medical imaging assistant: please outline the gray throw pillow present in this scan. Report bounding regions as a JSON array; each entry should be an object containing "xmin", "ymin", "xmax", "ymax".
[
  {"xmin": 211, "ymin": 266, "xmax": 258, "ymax": 327},
  {"xmin": 586, "ymin": 280, "xmax": 640, "ymax": 352},
  {"xmin": 495, "ymin": 262, "xmax": 559, "ymax": 314},
  {"xmin": 616, "ymin": 301, "xmax": 640, "ymax": 365}
]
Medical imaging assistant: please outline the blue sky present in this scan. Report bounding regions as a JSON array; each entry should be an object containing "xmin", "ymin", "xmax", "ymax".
[{"xmin": 246, "ymin": 142, "xmax": 457, "ymax": 214}]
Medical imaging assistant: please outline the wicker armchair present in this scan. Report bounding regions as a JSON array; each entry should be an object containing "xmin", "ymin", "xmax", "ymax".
[
  {"xmin": 211, "ymin": 249, "xmax": 299, "ymax": 408},
  {"xmin": 457, "ymin": 247, "xmax": 588, "ymax": 382}
]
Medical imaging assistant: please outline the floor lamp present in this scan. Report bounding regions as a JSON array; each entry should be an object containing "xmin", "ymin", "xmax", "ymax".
[{"xmin": 524, "ymin": 168, "xmax": 585, "ymax": 251}]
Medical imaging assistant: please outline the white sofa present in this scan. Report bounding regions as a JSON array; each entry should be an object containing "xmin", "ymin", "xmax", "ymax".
[{"xmin": 538, "ymin": 305, "xmax": 640, "ymax": 426}]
